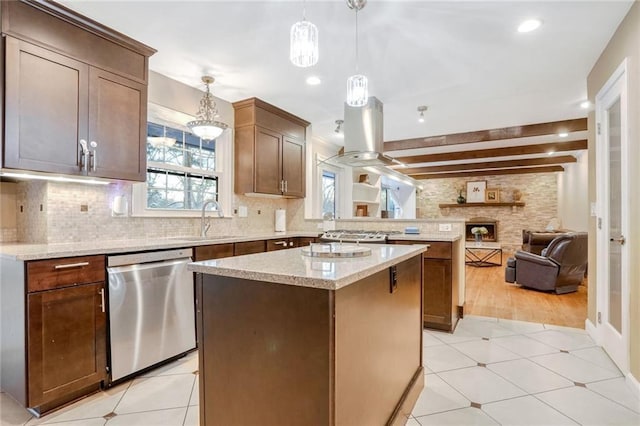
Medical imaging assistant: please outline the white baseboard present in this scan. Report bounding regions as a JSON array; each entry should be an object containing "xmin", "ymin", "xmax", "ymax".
[
  {"xmin": 626, "ymin": 372, "xmax": 640, "ymax": 398},
  {"xmin": 585, "ymin": 318, "xmax": 600, "ymax": 344}
]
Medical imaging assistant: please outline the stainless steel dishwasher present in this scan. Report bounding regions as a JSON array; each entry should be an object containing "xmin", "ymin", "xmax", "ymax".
[{"xmin": 107, "ymin": 248, "xmax": 195, "ymax": 382}]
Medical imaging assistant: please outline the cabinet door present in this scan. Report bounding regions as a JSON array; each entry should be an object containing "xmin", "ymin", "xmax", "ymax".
[
  {"xmin": 282, "ymin": 136, "xmax": 305, "ymax": 198},
  {"xmin": 266, "ymin": 239, "xmax": 292, "ymax": 251},
  {"xmin": 88, "ymin": 68, "xmax": 147, "ymax": 181},
  {"xmin": 195, "ymin": 244, "xmax": 234, "ymax": 261},
  {"xmin": 423, "ymin": 258, "xmax": 452, "ymax": 330},
  {"xmin": 234, "ymin": 240, "xmax": 266, "ymax": 256},
  {"xmin": 27, "ymin": 282, "xmax": 107, "ymax": 407},
  {"xmin": 4, "ymin": 37, "xmax": 88, "ymax": 175},
  {"xmin": 254, "ymin": 127, "xmax": 282, "ymax": 195}
]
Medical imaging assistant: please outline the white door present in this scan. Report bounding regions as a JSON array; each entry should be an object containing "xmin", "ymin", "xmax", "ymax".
[{"xmin": 595, "ymin": 59, "xmax": 630, "ymax": 373}]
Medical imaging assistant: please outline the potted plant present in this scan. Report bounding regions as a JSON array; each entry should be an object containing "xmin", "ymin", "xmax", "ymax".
[
  {"xmin": 471, "ymin": 226, "xmax": 488, "ymax": 243},
  {"xmin": 457, "ymin": 186, "xmax": 466, "ymax": 204}
]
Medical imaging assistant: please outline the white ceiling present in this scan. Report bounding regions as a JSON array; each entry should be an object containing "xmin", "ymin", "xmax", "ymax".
[{"xmin": 60, "ymin": 0, "xmax": 632, "ymax": 148}]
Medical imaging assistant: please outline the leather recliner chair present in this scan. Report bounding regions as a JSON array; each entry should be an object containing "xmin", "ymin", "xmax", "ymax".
[
  {"xmin": 505, "ymin": 232, "xmax": 588, "ymax": 294},
  {"xmin": 521, "ymin": 229, "xmax": 570, "ymax": 255}
]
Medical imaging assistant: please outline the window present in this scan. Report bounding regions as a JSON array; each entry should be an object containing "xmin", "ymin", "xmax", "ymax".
[
  {"xmin": 381, "ymin": 186, "xmax": 398, "ymax": 214},
  {"xmin": 132, "ymin": 104, "xmax": 232, "ymax": 218},
  {"xmin": 145, "ymin": 122, "xmax": 219, "ymax": 211},
  {"xmin": 321, "ymin": 170, "xmax": 336, "ymax": 218}
]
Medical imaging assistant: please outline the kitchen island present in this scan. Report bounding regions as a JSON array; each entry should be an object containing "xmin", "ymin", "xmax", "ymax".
[{"xmin": 188, "ymin": 243, "xmax": 427, "ymax": 426}]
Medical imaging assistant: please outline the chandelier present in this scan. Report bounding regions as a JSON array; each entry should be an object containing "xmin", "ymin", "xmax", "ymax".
[
  {"xmin": 346, "ymin": 0, "xmax": 368, "ymax": 107},
  {"xmin": 187, "ymin": 76, "xmax": 228, "ymax": 141},
  {"xmin": 290, "ymin": 0, "xmax": 319, "ymax": 67}
]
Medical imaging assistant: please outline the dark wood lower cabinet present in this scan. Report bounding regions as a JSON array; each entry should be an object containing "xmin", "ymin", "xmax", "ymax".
[
  {"xmin": 392, "ymin": 240, "xmax": 460, "ymax": 331},
  {"xmin": 233, "ymin": 240, "xmax": 266, "ymax": 256},
  {"xmin": 196, "ymin": 255, "xmax": 424, "ymax": 425},
  {"xmin": 27, "ymin": 282, "xmax": 107, "ymax": 409},
  {"xmin": 194, "ymin": 243, "xmax": 234, "ymax": 261}
]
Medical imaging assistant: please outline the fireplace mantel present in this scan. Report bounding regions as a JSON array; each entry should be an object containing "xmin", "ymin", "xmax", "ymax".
[{"xmin": 439, "ymin": 202, "xmax": 525, "ymax": 208}]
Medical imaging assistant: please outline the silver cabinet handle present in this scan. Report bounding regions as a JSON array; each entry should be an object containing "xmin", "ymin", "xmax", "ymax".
[
  {"xmin": 79, "ymin": 139, "xmax": 88, "ymax": 171},
  {"xmin": 280, "ymin": 180, "xmax": 284, "ymax": 192},
  {"xmin": 99, "ymin": 288, "xmax": 105, "ymax": 313},
  {"xmin": 54, "ymin": 262, "xmax": 90, "ymax": 270},
  {"xmin": 284, "ymin": 180, "xmax": 288, "ymax": 193},
  {"xmin": 89, "ymin": 141, "xmax": 98, "ymax": 172},
  {"xmin": 610, "ymin": 235, "xmax": 626, "ymax": 245},
  {"xmin": 274, "ymin": 241, "xmax": 288, "ymax": 246}
]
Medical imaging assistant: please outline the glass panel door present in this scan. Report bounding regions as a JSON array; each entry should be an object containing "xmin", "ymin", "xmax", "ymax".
[{"xmin": 607, "ymin": 98, "xmax": 622, "ymax": 333}]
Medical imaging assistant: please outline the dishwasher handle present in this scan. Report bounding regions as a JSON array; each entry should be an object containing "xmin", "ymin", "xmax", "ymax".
[{"xmin": 107, "ymin": 248, "xmax": 192, "ymax": 267}]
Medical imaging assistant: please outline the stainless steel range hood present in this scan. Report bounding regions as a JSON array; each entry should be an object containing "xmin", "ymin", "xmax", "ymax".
[{"xmin": 323, "ymin": 97, "xmax": 423, "ymax": 188}]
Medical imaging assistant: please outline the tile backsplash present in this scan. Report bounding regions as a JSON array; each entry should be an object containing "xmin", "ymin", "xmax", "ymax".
[{"xmin": 11, "ymin": 181, "xmax": 290, "ymax": 244}]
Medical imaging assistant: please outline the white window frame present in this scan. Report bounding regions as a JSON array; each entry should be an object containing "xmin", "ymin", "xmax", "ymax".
[{"xmin": 131, "ymin": 104, "xmax": 233, "ymax": 217}]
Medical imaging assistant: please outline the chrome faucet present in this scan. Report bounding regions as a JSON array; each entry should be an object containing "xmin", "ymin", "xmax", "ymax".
[{"xmin": 200, "ymin": 199, "xmax": 224, "ymax": 237}]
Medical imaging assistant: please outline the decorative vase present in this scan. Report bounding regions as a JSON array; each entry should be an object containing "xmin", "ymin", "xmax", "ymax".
[
  {"xmin": 474, "ymin": 233, "xmax": 482, "ymax": 243},
  {"xmin": 457, "ymin": 194, "xmax": 466, "ymax": 204}
]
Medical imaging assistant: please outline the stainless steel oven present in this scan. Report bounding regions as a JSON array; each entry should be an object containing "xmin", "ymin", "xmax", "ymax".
[{"xmin": 106, "ymin": 248, "xmax": 195, "ymax": 382}]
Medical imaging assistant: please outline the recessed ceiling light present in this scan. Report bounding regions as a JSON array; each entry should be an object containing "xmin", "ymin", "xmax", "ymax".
[
  {"xmin": 580, "ymin": 101, "xmax": 591, "ymax": 109},
  {"xmin": 558, "ymin": 132, "xmax": 569, "ymax": 138},
  {"xmin": 518, "ymin": 19, "xmax": 542, "ymax": 33},
  {"xmin": 306, "ymin": 76, "xmax": 321, "ymax": 85}
]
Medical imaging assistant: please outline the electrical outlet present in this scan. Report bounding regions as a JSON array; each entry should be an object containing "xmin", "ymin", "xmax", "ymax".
[
  {"xmin": 439, "ymin": 223, "xmax": 452, "ymax": 232},
  {"xmin": 317, "ymin": 223, "xmax": 324, "ymax": 229}
]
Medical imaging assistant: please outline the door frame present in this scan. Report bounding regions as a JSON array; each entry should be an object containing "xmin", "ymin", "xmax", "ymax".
[{"xmin": 594, "ymin": 58, "xmax": 630, "ymax": 374}]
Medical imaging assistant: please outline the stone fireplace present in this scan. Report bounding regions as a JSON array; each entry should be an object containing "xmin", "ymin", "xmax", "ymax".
[{"xmin": 465, "ymin": 217, "xmax": 498, "ymax": 242}]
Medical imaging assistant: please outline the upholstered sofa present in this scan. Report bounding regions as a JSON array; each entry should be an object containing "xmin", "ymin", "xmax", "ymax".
[
  {"xmin": 505, "ymin": 232, "xmax": 588, "ymax": 294},
  {"xmin": 522, "ymin": 229, "xmax": 572, "ymax": 255}
]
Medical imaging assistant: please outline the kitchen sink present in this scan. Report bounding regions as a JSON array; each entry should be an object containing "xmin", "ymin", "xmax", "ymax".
[{"xmin": 170, "ymin": 236, "xmax": 238, "ymax": 241}]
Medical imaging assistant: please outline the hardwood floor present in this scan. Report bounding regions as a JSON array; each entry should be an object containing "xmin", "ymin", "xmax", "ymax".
[{"xmin": 464, "ymin": 252, "xmax": 588, "ymax": 328}]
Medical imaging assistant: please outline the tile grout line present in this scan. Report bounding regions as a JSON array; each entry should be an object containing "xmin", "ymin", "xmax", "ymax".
[{"xmin": 182, "ymin": 375, "xmax": 198, "ymax": 426}]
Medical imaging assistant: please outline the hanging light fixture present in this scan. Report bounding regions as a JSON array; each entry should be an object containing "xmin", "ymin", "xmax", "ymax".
[
  {"xmin": 290, "ymin": 0, "xmax": 319, "ymax": 68},
  {"xmin": 187, "ymin": 76, "xmax": 228, "ymax": 141},
  {"xmin": 346, "ymin": 0, "xmax": 368, "ymax": 107},
  {"xmin": 417, "ymin": 106, "xmax": 428, "ymax": 123}
]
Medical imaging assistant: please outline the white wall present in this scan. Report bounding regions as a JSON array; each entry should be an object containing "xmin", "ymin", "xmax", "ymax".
[{"xmin": 557, "ymin": 152, "xmax": 589, "ymax": 232}]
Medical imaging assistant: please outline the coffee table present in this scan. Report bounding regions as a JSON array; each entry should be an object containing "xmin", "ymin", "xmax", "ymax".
[{"xmin": 465, "ymin": 241, "xmax": 502, "ymax": 267}]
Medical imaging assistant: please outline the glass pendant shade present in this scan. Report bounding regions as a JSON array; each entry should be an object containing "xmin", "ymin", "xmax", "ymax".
[
  {"xmin": 187, "ymin": 76, "xmax": 228, "ymax": 141},
  {"xmin": 346, "ymin": 74, "xmax": 368, "ymax": 107},
  {"xmin": 290, "ymin": 20, "xmax": 318, "ymax": 67}
]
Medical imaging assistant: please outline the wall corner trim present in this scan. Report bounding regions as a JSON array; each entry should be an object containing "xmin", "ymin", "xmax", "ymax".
[{"xmin": 626, "ymin": 372, "xmax": 640, "ymax": 398}]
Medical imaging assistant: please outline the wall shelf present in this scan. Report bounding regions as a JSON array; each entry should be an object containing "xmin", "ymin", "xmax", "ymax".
[{"xmin": 439, "ymin": 202, "xmax": 525, "ymax": 208}]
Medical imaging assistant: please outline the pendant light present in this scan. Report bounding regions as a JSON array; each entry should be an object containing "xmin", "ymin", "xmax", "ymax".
[
  {"xmin": 290, "ymin": 0, "xmax": 319, "ymax": 67},
  {"xmin": 187, "ymin": 76, "xmax": 228, "ymax": 141},
  {"xmin": 346, "ymin": 0, "xmax": 368, "ymax": 107}
]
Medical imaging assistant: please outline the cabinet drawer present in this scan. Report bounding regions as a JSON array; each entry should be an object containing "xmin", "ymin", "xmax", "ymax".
[
  {"xmin": 423, "ymin": 242, "xmax": 452, "ymax": 259},
  {"xmin": 234, "ymin": 240, "xmax": 265, "ymax": 256},
  {"xmin": 195, "ymin": 244, "xmax": 234, "ymax": 261},
  {"xmin": 266, "ymin": 239, "xmax": 294, "ymax": 251},
  {"xmin": 27, "ymin": 256, "xmax": 105, "ymax": 293}
]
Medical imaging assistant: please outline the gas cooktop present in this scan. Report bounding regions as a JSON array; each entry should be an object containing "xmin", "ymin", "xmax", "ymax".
[{"xmin": 319, "ymin": 230, "xmax": 402, "ymax": 243}]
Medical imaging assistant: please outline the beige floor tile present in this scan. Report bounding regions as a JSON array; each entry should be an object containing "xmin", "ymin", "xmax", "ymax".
[
  {"xmin": 106, "ymin": 407, "xmax": 187, "ymax": 426},
  {"xmin": 115, "ymin": 375, "xmax": 195, "ymax": 415}
]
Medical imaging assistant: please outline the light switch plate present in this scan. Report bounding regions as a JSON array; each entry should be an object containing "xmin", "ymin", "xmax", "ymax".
[
  {"xmin": 439, "ymin": 223, "xmax": 452, "ymax": 232},
  {"xmin": 238, "ymin": 205, "xmax": 248, "ymax": 217},
  {"xmin": 590, "ymin": 202, "xmax": 597, "ymax": 217}
]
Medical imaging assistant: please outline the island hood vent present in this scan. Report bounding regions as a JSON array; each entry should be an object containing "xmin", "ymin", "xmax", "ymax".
[{"xmin": 323, "ymin": 96, "xmax": 423, "ymax": 188}]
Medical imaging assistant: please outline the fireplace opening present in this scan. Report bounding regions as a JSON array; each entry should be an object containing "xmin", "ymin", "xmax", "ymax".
[{"xmin": 465, "ymin": 217, "xmax": 498, "ymax": 242}]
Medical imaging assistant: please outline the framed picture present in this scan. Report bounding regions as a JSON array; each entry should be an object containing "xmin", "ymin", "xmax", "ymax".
[
  {"xmin": 485, "ymin": 188, "xmax": 500, "ymax": 203},
  {"xmin": 466, "ymin": 180, "xmax": 486, "ymax": 203}
]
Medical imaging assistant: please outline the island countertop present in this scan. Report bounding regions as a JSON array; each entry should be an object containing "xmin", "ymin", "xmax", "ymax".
[{"xmin": 188, "ymin": 243, "xmax": 428, "ymax": 290}]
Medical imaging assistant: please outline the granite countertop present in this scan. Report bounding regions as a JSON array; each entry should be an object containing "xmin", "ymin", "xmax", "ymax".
[
  {"xmin": 0, "ymin": 232, "xmax": 322, "ymax": 261},
  {"xmin": 388, "ymin": 234, "xmax": 462, "ymax": 242},
  {"xmin": 188, "ymin": 243, "xmax": 428, "ymax": 290}
]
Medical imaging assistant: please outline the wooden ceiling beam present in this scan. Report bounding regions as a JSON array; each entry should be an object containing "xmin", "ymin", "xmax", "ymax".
[
  {"xmin": 395, "ymin": 139, "xmax": 587, "ymax": 164},
  {"xmin": 409, "ymin": 165, "xmax": 565, "ymax": 179},
  {"xmin": 384, "ymin": 118, "xmax": 587, "ymax": 151},
  {"xmin": 403, "ymin": 155, "xmax": 576, "ymax": 174}
]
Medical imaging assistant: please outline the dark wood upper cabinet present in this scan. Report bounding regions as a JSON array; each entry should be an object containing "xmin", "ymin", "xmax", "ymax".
[
  {"xmin": 1, "ymin": 0, "xmax": 155, "ymax": 181},
  {"xmin": 4, "ymin": 37, "xmax": 88, "ymax": 175},
  {"xmin": 88, "ymin": 68, "xmax": 147, "ymax": 181},
  {"xmin": 233, "ymin": 98, "xmax": 309, "ymax": 198}
]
